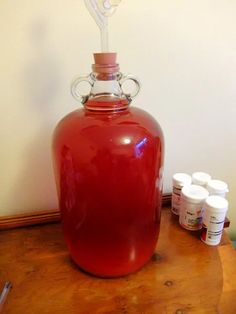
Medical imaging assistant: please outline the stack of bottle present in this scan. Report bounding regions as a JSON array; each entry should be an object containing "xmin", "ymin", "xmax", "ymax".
[{"xmin": 171, "ymin": 172, "xmax": 229, "ymax": 246}]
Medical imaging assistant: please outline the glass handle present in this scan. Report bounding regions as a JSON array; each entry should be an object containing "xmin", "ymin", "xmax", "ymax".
[
  {"xmin": 71, "ymin": 75, "xmax": 93, "ymax": 104},
  {"xmin": 119, "ymin": 74, "xmax": 141, "ymax": 101}
]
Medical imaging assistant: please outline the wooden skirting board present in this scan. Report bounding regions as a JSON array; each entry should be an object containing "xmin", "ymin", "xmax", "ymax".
[{"xmin": 0, "ymin": 193, "xmax": 172, "ymax": 230}]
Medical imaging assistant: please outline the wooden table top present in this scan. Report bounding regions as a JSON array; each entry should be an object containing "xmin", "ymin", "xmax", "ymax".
[{"xmin": 0, "ymin": 207, "xmax": 235, "ymax": 314}]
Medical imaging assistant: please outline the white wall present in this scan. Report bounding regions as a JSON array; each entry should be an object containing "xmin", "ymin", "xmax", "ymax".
[{"xmin": 0, "ymin": 1, "xmax": 236, "ymax": 237}]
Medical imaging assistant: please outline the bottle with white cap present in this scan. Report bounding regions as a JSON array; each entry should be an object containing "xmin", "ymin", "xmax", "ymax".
[
  {"xmin": 192, "ymin": 172, "xmax": 211, "ymax": 188},
  {"xmin": 201, "ymin": 195, "xmax": 228, "ymax": 246},
  {"xmin": 207, "ymin": 180, "xmax": 229, "ymax": 198},
  {"xmin": 172, "ymin": 173, "xmax": 192, "ymax": 215},
  {"xmin": 179, "ymin": 185, "xmax": 209, "ymax": 231}
]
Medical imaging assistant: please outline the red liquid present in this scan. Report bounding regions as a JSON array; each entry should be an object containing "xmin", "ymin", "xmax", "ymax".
[{"xmin": 52, "ymin": 98, "xmax": 164, "ymax": 277}]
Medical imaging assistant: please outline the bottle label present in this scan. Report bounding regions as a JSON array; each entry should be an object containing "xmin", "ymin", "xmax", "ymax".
[
  {"xmin": 171, "ymin": 187, "xmax": 182, "ymax": 215},
  {"xmin": 179, "ymin": 202, "xmax": 203, "ymax": 230},
  {"xmin": 201, "ymin": 212, "xmax": 226, "ymax": 245}
]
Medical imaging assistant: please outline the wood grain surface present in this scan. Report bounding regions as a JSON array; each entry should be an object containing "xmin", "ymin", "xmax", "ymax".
[{"xmin": 0, "ymin": 207, "xmax": 235, "ymax": 314}]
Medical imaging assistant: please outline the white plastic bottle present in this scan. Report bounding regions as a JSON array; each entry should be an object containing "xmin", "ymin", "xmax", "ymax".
[
  {"xmin": 207, "ymin": 180, "xmax": 229, "ymax": 198},
  {"xmin": 179, "ymin": 185, "xmax": 209, "ymax": 231},
  {"xmin": 201, "ymin": 195, "xmax": 228, "ymax": 246},
  {"xmin": 171, "ymin": 173, "xmax": 192, "ymax": 215},
  {"xmin": 192, "ymin": 172, "xmax": 211, "ymax": 188}
]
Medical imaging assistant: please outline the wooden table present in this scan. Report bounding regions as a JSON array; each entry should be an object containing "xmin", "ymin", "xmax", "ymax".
[{"xmin": 0, "ymin": 207, "xmax": 235, "ymax": 314}]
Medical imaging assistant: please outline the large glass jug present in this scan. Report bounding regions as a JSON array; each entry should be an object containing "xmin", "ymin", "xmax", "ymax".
[{"xmin": 52, "ymin": 53, "xmax": 164, "ymax": 277}]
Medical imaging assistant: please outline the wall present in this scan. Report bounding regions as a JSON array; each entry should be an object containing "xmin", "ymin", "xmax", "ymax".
[{"xmin": 0, "ymin": 0, "xmax": 236, "ymax": 237}]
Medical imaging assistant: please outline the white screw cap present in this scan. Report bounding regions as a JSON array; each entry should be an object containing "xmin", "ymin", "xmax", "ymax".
[
  {"xmin": 172, "ymin": 173, "xmax": 192, "ymax": 188},
  {"xmin": 192, "ymin": 172, "xmax": 211, "ymax": 187}
]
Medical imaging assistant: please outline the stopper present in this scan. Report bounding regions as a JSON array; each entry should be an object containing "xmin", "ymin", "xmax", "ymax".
[{"xmin": 92, "ymin": 52, "xmax": 119, "ymax": 73}]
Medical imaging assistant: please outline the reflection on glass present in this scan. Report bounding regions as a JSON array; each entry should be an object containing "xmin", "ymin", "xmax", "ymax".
[
  {"xmin": 135, "ymin": 137, "xmax": 148, "ymax": 158},
  {"xmin": 122, "ymin": 137, "xmax": 131, "ymax": 145}
]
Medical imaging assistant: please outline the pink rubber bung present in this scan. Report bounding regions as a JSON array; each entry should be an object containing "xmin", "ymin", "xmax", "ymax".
[{"xmin": 92, "ymin": 52, "xmax": 119, "ymax": 74}]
